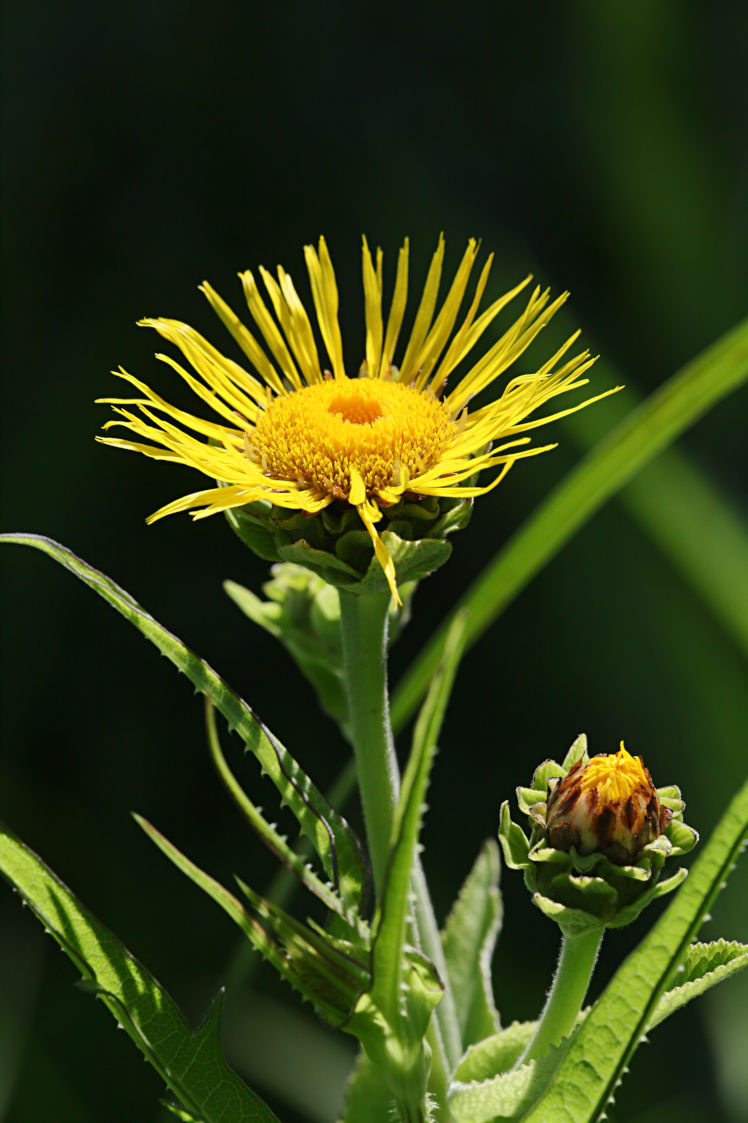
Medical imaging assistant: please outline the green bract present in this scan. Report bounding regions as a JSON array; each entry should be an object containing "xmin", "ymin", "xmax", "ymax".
[
  {"xmin": 498, "ymin": 734, "xmax": 698, "ymax": 937},
  {"xmin": 225, "ymin": 493, "xmax": 473, "ymax": 595}
]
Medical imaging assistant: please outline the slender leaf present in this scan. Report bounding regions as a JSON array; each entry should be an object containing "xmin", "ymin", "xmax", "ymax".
[
  {"xmin": 521, "ymin": 775, "xmax": 748, "ymax": 1122},
  {"xmin": 564, "ymin": 367, "xmax": 748, "ymax": 658},
  {"xmin": 441, "ymin": 839, "xmax": 502, "ymax": 1048},
  {"xmin": 204, "ymin": 700, "xmax": 359, "ymax": 927},
  {"xmin": 392, "ymin": 316, "xmax": 748, "ymax": 733},
  {"xmin": 0, "ymin": 819, "xmax": 279, "ymax": 1123},
  {"xmin": 0, "ymin": 533, "xmax": 367, "ymax": 910}
]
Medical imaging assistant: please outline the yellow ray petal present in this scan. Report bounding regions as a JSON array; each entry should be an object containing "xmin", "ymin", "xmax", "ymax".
[
  {"xmin": 304, "ymin": 237, "xmax": 346, "ymax": 380},
  {"xmin": 361, "ymin": 236, "xmax": 384, "ymax": 379},
  {"xmin": 357, "ymin": 500, "xmax": 401, "ymax": 606}
]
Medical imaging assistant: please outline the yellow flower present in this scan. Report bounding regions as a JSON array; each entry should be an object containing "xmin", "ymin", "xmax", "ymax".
[
  {"xmin": 545, "ymin": 744, "xmax": 672, "ymax": 863},
  {"xmin": 98, "ymin": 236, "xmax": 619, "ymax": 603}
]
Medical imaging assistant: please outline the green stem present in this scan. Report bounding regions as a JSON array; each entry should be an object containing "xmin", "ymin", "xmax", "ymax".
[
  {"xmin": 519, "ymin": 929, "xmax": 603, "ymax": 1066},
  {"xmin": 338, "ymin": 590, "xmax": 400, "ymax": 893},
  {"xmin": 338, "ymin": 589, "xmax": 458, "ymax": 1115}
]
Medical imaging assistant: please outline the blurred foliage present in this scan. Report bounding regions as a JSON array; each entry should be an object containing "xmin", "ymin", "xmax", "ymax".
[{"xmin": 1, "ymin": 1, "xmax": 746, "ymax": 1121}]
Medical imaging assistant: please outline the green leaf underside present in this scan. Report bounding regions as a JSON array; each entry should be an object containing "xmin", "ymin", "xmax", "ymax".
[
  {"xmin": 0, "ymin": 820, "xmax": 279, "ymax": 1123},
  {"xmin": 391, "ymin": 316, "xmax": 748, "ymax": 735},
  {"xmin": 454, "ymin": 1021, "xmax": 535, "ymax": 1083},
  {"xmin": 521, "ymin": 775, "xmax": 748, "ymax": 1122},
  {"xmin": 0, "ymin": 533, "xmax": 367, "ymax": 911},
  {"xmin": 441, "ymin": 839, "xmax": 502, "ymax": 1049},
  {"xmin": 341, "ymin": 1051, "xmax": 398, "ymax": 1122},
  {"xmin": 449, "ymin": 1034, "xmax": 575, "ymax": 1122}
]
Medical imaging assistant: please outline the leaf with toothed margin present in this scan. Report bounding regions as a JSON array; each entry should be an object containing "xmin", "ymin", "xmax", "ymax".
[
  {"xmin": 0, "ymin": 533, "xmax": 368, "ymax": 912},
  {"xmin": 441, "ymin": 839, "xmax": 502, "ymax": 1049},
  {"xmin": 135, "ymin": 814, "xmax": 370, "ymax": 1027},
  {"xmin": 0, "ymin": 818, "xmax": 279, "ymax": 1123},
  {"xmin": 521, "ymin": 775, "xmax": 748, "ymax": 1123},
  {"xmin": 204, "ymin": 699, "xmax": 364, "ymax": 933},
  {"xmin": 648, "ymin": 939, "xmax": 748, "ymax": 1031}
]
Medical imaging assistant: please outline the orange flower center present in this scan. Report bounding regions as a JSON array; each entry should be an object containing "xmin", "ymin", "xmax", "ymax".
[{"xmin": 249, "ymin": 377, "xmax": 456, "ymax": 500}]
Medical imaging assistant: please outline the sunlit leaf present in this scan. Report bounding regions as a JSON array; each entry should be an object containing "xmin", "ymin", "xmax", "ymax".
[
  {"xmin": 0, "ymin": 819, "xmax": 279, "ymax": 1123},
  {"xmin": 0, "ymin": 533, "xmax": 367, "ymax": 911}
]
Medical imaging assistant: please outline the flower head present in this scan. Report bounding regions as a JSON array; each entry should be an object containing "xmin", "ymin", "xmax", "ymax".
[
  {"xmin": 99, "ymin": 236, "xmax": 618, "ymax": 602},
  {"xmin": 499, "ymin": 735, "xmax": 698, "ymax": 936},
  {"xmin": 545, "ymin": 743, "xmax": 672, "ymax": 863}
]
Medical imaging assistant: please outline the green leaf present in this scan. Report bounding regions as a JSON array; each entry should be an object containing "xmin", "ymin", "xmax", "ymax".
[
  {"xmin": 340, "ymin": 1051, "xmax": 396, "ymax": 1122},
  {"xmin": 203, "ymin": 700, "xmax": 358, "ymax": 926},
  {"xmin": 448, "ymin": 1035, "xmax": 575, "ymax": 1123},
  {"xmin": 225, "ymin": 572, "xmax": 349, "ymax": 734},
  {"xmin": 0, "ymin": 533, "xmax": 367, "ymax": 912},
  {"xmin": 521, "ymin": 775, "xmax": 748, "ymax": 1122},
  {"xmin": 0, "ymin": 819, "xmax": 279, "ymax": 1123},
  {"xmin": 451, "ymin": 938, "xmax": 748, "ymax": 1103},
  {"xmin": 497, "ymin": 801, "xmax": 530, "ymax": 869},
  {"xmin": 453, "ymin": 1021, "xmax": 535, "ymax": 1083},
  {"xmin": 391, "ymin": 316, "xmax": 748, "ymax": 735},
  {"xmin": 441, "ymin": 839, "xmax": 502, "ymax": 1048},
  {"xmin": 649, "ymin": 939, "xmax": 748, "ymax": 1032},
  {"xmin": 225, "ymin": 505, "xmax": 282, "ymax": 561}
]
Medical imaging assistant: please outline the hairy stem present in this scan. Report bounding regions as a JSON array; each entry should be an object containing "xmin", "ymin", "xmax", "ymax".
[
  {"xmin": 519, "ymin": 929, "xmax": 603, "ymax": 1066},
  {"xmin": 338, "ymin": 590, "xmax": 459, "ymax": 1115},
  {"xmin": 338, "ymin": 590, "xmax": 400, "ymax": 893}
]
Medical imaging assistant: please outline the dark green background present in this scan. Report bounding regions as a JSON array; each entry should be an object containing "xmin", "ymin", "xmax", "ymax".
[{"xmin": 2, "ymin": 2, "xmax": 747, "ymax": 1121}]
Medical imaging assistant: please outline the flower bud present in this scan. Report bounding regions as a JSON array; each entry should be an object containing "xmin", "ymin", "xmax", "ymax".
[
  {"xmin": 499, "ymin": 734, "xmax": 698, "ymax": 936},
  {"xmin": 545, "ymin": 744, "xmax": 672, "ymax": 864}
]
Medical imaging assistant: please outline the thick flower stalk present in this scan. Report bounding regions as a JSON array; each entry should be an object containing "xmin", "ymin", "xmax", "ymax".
[{"xmin": 98, "ymin": 236, "xmax": 618, "ymax": 602}]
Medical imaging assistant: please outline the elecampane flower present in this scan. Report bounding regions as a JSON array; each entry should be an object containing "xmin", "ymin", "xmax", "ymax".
[{"xmin": 99, "ymin": 236, "xmax": 618, "ymax": 602}]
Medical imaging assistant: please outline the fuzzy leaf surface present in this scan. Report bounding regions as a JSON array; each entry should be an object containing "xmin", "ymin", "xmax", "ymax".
[
  {"xmin": 0, "ymin": 533, "xmax": 366, "ymax": 910},
  {"xmin": 0, "ymin": 820, "xmax": 279, "ymax": 1123},
  {"xmin": 441, "ymin": 839, "xmax": 502, "ymax": 1048},
  {"xmin": 448, "ymin": 1035, "xmax": 573, "ymax": 1122}
]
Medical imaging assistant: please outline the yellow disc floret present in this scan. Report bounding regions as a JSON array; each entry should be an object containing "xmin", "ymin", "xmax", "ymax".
[
  {"xmin": 578, "ymin": 744, "xmax": 650, "ymax": 804},
  {"xmin": 250, "ymin": 377, "xmax": 457, "ymax": 502}
]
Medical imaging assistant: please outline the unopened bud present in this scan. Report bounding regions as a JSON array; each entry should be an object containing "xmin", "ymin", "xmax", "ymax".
[{"xmin": 545, "ymin": 744, "xmax": 671, "ymax": 864}]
